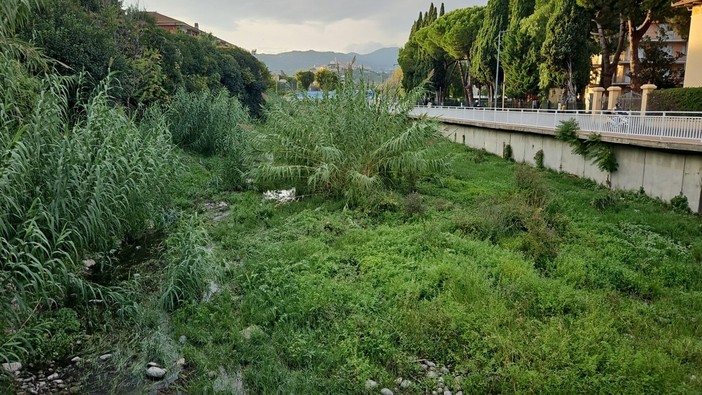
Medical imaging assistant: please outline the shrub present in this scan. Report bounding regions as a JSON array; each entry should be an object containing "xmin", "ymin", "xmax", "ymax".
[
  {"xmin": 556, "ymin": 120, "xmax": 618, "ymax": 173},
  {"xmin": 515, "ymin": 164, "xmax": 550, "ymax": 208},
  {"xmin": 534, "ymin": 149, "xmax": 544, "ymax": 169},
  {"xmin": 670, "ymin": 193, "xmax": 690, "ymax": 213},
  {"xmin": 404, "ymin": 192, "xmax": 426, "ymax": 218},
  {"xmin": 519, "ymin": 209, "xmax": 560, "ymax": 267},
  {"xmin": 473, "ymin": 148, "xmax": 488, "ymax": 163},
  {"xmin": 648, "ymin": 88, "xmax": 702, "ymax": 112},
  {"xmin": 503, "ymin": 144, "xmax": 513, "ymax": 161},
  {"xmin": 591, "ymin": 193, "xmax": 617, "ymax": 210},
  {"xmin": 251, "ymin": 76, "xmax": 445, "ymax": 205}
]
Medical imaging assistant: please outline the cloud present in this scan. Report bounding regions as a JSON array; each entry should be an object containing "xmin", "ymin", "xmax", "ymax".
[{"xmin": 127, "ymin": 0, "xmax": 487, "ymax": 53}]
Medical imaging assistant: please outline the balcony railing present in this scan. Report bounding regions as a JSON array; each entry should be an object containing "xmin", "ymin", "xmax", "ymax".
[{"xmin": 412, "ymin": 106, "xmax": 702, "ymax": 144}]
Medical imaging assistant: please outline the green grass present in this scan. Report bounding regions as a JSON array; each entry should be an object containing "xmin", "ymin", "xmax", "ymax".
[{"xmin": 166, "ymin": 141, "xmax": 702, "ymax": 394}]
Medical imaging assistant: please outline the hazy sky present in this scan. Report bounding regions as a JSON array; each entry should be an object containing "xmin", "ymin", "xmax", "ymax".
[{"xmin": 126, "ymin": 0, "xmax": 487, "ymax": 54}]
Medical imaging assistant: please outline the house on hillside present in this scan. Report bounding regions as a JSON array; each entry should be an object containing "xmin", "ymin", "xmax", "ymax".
[
  {"xmin": 147, "ymin": 11, "xmax": 234, "ymax": 47},
  {"xmin": 590, "ymin": 22, "xmax": 687, "ymax": 89}
]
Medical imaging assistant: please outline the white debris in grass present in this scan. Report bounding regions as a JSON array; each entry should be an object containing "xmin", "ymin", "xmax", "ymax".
[{"xmin": 263, "ymin": 188, "xmax": 296, "ymax": 204}]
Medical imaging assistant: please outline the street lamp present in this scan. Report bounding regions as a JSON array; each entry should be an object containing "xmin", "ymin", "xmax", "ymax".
[{"xmin": 495, "ymin": 30, "xmax": 507, "ymax": 109}]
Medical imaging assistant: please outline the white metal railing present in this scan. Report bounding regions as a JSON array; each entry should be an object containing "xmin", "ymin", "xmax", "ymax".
[{"xmin": 412, "ymin": 106, "xmax": 702, "ymax": 143}]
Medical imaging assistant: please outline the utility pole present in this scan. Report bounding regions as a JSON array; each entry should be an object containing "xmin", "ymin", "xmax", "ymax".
[{"xmin": 495, "ymin": 30, "xmax": 507, "ymax": 109}]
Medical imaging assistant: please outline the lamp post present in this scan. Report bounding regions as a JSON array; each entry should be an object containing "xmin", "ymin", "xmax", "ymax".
[{"xmin": 494, "ymin": 30, "xmax": 507, "ymax": 109}]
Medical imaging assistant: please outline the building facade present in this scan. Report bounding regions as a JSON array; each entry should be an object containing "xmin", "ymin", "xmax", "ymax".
[
  {"xmin": 674, "ymin": 0, "xmax": 702, "ymax": 87},
  {"xmin": 590, "ymin": 22, "xmax": 688, "ymax": 88}
]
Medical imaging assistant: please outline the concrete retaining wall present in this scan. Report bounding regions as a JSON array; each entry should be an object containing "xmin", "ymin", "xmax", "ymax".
[{"xmin": 440, "ymin": 123, "xmax": 702, "ymax": 213}]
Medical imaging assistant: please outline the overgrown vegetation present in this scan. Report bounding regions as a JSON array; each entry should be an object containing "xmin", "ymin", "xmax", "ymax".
[
  {"xmin": 251, "ymin": 78, "xmax": 446, "ymax": 205},
  {"xmin": 166, "ymin": 88, "xmax": 251, "ymax": 189},
  {"xmin": 169, "ymin": 141, "xmax": 702, "ymax": 394},
  {"xmin": 556, "ymin": 119, "xmax": 618, "ymax": 173}
]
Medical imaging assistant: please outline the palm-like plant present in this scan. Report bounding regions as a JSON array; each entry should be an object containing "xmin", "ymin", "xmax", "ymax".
[{"xmin": 251, "ymin": 75, "xmax": 445, "ymax": 204}]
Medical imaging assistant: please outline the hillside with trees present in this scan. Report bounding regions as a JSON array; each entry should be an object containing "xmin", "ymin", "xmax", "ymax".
[{"xmin": 19, "ymin": 0, "xmax": 269, "ymax": 115}]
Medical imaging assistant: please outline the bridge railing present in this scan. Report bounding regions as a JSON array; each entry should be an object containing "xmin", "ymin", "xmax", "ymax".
[{"xmin": 412, "ymin": 106, "xmax": 702, "ymax": 143}]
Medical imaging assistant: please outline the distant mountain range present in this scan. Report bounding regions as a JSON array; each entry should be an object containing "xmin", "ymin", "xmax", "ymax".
[{"xmin": 256, "ymin": 47, "xmax": 400, "ymax": 75}]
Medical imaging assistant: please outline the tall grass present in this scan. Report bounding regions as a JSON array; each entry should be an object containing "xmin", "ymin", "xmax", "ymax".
[
  {"xmin": 0, "ymin": 11, "xmax": 175, "ymax": 361},
  {"xmin": 166, "ymin": 88, "xmax": 250, "ymax": 189},
  {"xmin": 251, "ymin": 77, "xmax": 445, "ymax": 204},
  {"xmin": 160, "ymin": 215, "xmax": 218, "ymax": 311}
]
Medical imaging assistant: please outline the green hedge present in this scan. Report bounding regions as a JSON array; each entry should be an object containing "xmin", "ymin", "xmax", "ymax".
[{"xmin": 648, "ymin": 87, "xmax": 702, "ymax": 112}]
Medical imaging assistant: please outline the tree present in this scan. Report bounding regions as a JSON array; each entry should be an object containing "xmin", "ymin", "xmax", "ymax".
[
  {"xmin": 426, "ymin": 7, "xmax": 485, "ymax": 105},
  {"xmin": 296, "ymin": 70, "xmax": 315, "ymax": 91},
  {"xmin": 501, "ymin": 0, "xmax": 540, "ymax": 101},
  {"xmin": 470, "ymin": 0, "xmax": 510, "ymax": 106},
  {"xmin": 315, "ymin": 68, "xmax": 339, "ymax": 91},
  {"xmin": 577, "ymin": 0, "xmax": 627, "ymax": 89},
  {"xmin": 620, "ymin": 0, "xmax": 675, "ymax": 90},
  {"xmin": 540, "ymin": 0, "xmax": 592, "ymax": 106},
  {"xmin": 399, "ymin": 3, "xmax": 452, "ymax": 102},
  {"xmin": 638, "ymin": 26, "xmax": 683, "ymax": 88}
]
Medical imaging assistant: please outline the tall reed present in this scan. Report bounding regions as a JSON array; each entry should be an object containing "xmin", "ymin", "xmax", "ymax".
[
  {"xmin": 166, "ymin": 88, "xmax": 250, "ymax": 189},
  {"xmin": 1, "ymin": 49, "xmax": 174, "ymax": 364},
  {"xmin": 251, "ymin": 75, "xmax": 445, "ymax": 204}
]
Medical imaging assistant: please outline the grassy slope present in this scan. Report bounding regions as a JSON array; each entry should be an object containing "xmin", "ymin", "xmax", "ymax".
[{"xmin": 173, "ymin": 141, "xmax": 702, "ymax": 394}]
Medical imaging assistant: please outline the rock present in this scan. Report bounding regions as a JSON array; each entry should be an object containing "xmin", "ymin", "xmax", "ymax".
[
  {"xmin": 365, "ymin": 379, "xmax": 378, "ymax": 390},
  {"xmin": 380, "ymin": 388, "xmax": 394, "ymax": 395},
  {"xmin": 400, "ymin": 379, "xmax": 411, "ymax": 388},
  {"xmin": 202, "ymin": 281, "xmax": 220, "ymax": 302},
  {"xmin": 395, "ymin": 377, "xmax": 403, "ymax": 385},
  {"xmin": 71, "ymin": 357, "xmax": 81, "ymax": 364},
  {"xmin": 98, "ymin": 353, "xmax": 112, "ymax": 362},
  {"xmin": 427, "ymin": 370, "xmax": 439, "ymax": 379},
  {"xmin": 426, "ymin": 361, "xmax": 436, "ymax": 368},
  {"xmin": 420, "ymin": 363, "xmax": 429, "ymax": 370},
  {"xmin": 177, "ymin": 358, "xmax": 186, "ymax": 367},
  {"xmin": 2, "ymin": 362, "xmax": 22, "ymax": 373},
  {"xmin": 456, "ymin": 392, "xmax": 464, "ymax": 395},
  {"xmin": 432, "ymin": 392, "xmax": 438, "ymax": 395},
  {"xmin": 440, "ymin": 367, "xmax": 450, "ymax": 374},
  {"xmin": 443, "ymin": 391, "xmax": 453, "ymax": 395},
  {"xmin": 46, "ymin": 373, "xmax": 59, "ymax": 381},
  {"xmin": 240, "ymin": 325, "xmax": 263, "ymax": 340},
  {"xmin": 213, "ymin": 212, "xmax": 231, "ymax": 222},
  {"xmin": 147, "ymin": 362, "xmax": 160, "ymax": 368},
  {"xmin": 146, "ymin": 366, "xmax": 167, "ymax": 379},
  {"xmin": 438, "ymin": 382, "xmax": 444, "ymax": 388},
  {"xmin": 179, "ymin": 335, "xmax": 187, "ymax": 344},
  {"xmin": 83, "ymin": 259, "xmax": 96, "ymax": 269}
]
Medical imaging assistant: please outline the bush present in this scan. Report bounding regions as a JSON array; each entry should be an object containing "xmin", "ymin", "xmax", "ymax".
[
  {"xmin": 404, "ymin": 192, "xmax": 426, "ymax": 218},
  {"xmin": 515, "ymin": 164, "xmax": 549, "ymax": 208},
  {"xmin": 649, "ymin": 88, "xmax": 702, "ymax": 112},
  {"xmin": 534, "ymin": 149, "xmax": 544, "ymax": 169},
  {"xmin": 670, "ymin": 193, "xmax": 690, "ymax": 213},
  {"xmin": 251, "ymin": 76, "xmax": 445, "ymax": 205},
  {"xmin": 556, "ymin": 120, "xmax": 618, "ymax": 173},
  {"xmin": 503, "ymin": 144, "xmax": 513, "ymax": 161}
]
